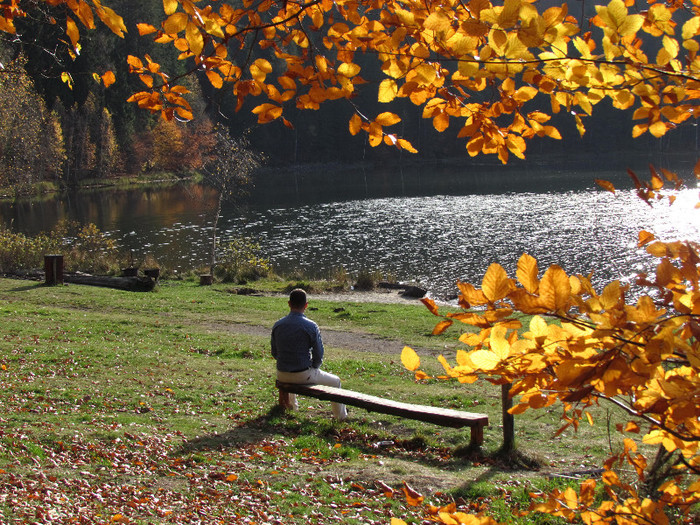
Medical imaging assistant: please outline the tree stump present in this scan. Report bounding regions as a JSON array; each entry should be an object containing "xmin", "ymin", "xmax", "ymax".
[{"xmin": 44, "ymin": 255, "xmax": 64, "ymax": 285}]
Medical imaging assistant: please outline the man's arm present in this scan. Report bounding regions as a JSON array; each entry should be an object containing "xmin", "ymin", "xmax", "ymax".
[
  {"xmin": 270, "ymin": 327, "xmax": 278, "ymax": 359},
  {"xmin": 311, "ymin": 326, "xmax": 324, "ymax": 368}
]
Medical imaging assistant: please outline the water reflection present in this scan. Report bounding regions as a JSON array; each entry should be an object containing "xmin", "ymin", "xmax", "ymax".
[
  {"xmin": 222, "ymin": 188, "xmax": 700, "ymax": 297},
  {"xmin": 1, "ymin": 159, "xmax": 699, "ymax": 299}
]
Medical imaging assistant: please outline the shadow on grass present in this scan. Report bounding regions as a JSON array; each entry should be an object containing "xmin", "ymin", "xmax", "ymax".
[
  {"xmin": 176, "ymin": 405, "xmax": 542, "ymax": 478},
  {"xmin": 176, "ymin": 405, "xmax": 294, "ymax": 453}
]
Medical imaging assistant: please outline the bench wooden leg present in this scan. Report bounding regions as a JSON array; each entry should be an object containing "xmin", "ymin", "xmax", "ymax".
[
  {"xmin": 278, "ymin": 388, "xmax": 294, "ymax": 410},
  {"xmin": 470, "ymin": 424, "xmax": 484, "ymax": 448}
]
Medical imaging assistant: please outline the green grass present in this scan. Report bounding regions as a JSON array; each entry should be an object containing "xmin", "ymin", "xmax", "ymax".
[{"xmin": 0, "ymin": 277, "xmax": 658, "ymax": 523}]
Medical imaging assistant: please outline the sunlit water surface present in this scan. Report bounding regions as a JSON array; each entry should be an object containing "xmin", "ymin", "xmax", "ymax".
[{"xmin": 218, "ymin": 188, "xmax": 700, "ymax": 298}]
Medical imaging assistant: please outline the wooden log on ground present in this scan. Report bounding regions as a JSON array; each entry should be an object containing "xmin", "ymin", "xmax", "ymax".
[{"xmin": 63, "ymin": 273, "xmax": 156, "ymax": 292}]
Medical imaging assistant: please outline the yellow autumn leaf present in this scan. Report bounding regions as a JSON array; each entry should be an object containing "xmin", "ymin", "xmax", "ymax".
[
  {"xmin": 482, "ymin": 263, "xmax": 513, "ymax": 303},
  {"xmin": 186, "ymin": 21, "xmax": 204, "ymax": 56},
  {"xmin": 649, "ymin": 120, "xmax": 668, "ymax": 138},
  {"xmin": 538, "ymin": 265, "xmax": 571, "ymax": 312},
  {"xmin": 378, "ymin": 79, "xmax": 398, "ymax": 103},
  {"xmin": 596, "ymin": 0, "xmax": 627, "ymax": 31},
  {"xmin": 401, "ymin": 346, "xmax": 421, "ymax": 371},
  {"xmin": 516, "ymin": 253, "xmax": 539, "ymax": 293},
  {"xmin": 424, "ymin": 11, "xmax": 452, "ymax": 33},
  {"xmin": 61, "ymin": 71, "xmax": 73, "ymax": 89},
  {"xmin": 469, "ymin": 350, "xmax": 501, "ymax": 371},
  {"xmin": 163, "ymin": 0, "xmax": 179, "ymax": 16},
  {"xmin": 250, "ymin": 59, "xmax": 272, "ymax": 82},
  {"xmin": 514, "ymin": 86, "xmax": 538, "ymax": 103},
  {"xmin": 163, "ymin": 12, "xmax": 187, "ymax": 35},
  {"xmin": 413, "ymin": 63, "xmax": 437, "ymax": 85},
  {"xmin": 563, "ymin": 487, "xmax": 578, "ymax": 509},
  {"xmin": 682, "ymin": 17, "xmax": 700, "ymax": 41},
  {"xmin": 338, "ymin": 62, "xmax": 360, "ymax": 78},
  {"xmin": 397, "ymin": 138, "xmax": 418, "ymax": 153},
  {"xmin": 95, "ymin": 4, "xmax": 126, "ymax": 38},
  {"xmin": 489, "ymin": 325, "xmax": 511, "ymax": 360},
  {"xmin": 375, "ymin": 112, "xmax": 401, "ymax": 126}
]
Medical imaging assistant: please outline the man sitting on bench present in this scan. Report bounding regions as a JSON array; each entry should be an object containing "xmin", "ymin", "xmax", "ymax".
[{"xmin": 271, "ymin": 288, "xmax": 348, "ymax": 421}]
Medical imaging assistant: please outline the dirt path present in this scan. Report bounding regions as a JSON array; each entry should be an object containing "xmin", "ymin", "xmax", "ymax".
[
  {"xmin": 218, "ymin": 320, "xmax": 435, "ymax": 356},
  {"xmin": 221, "ymin": 289, "xmax": 444, "ymax": 355}
]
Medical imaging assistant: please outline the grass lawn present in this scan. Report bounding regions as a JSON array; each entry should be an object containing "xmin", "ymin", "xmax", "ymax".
[{"xmin": 0, "ymin": 277, "xmax": 635, "ymax": 523}]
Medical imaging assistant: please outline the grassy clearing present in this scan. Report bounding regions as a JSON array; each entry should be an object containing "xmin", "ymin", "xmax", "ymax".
[{"xmin": 0, "ymin": 277, "xmax": 632, "ymax": 523}]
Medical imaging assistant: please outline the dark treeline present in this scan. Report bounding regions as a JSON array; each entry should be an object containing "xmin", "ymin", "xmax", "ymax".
[{"xmin": 1, "ymin": 0, "xmax": 696, "ymax": 194}]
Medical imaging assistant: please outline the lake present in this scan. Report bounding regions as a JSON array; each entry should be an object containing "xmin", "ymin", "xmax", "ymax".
[{"xmin": 2, "ymin": 154, "xmax": 699, "ymax": 299}]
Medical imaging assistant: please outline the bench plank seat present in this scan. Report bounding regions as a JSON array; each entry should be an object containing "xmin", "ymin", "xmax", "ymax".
[{"xmin": 276, "ymin": 381, "xmax": 488, "ymax": 447}]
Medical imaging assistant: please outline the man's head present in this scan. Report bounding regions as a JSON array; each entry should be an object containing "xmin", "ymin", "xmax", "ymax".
[{"xmin": 288, "ymin": 288, "xmax": 308, "ymax": 311}]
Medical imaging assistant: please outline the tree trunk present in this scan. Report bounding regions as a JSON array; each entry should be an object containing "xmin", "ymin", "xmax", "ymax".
[
  {"xmin": 501, "ymin": 382, "xmax": 515, "ymax": 453},
  {"xmin": 210, "ymin": 193, "xmax": 223, "ymax": 275}
]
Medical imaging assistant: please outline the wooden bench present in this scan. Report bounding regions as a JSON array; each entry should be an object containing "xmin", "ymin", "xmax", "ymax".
[{"xmin": 276, "ymin": 381, "xmax": 489, "ymax": 448}]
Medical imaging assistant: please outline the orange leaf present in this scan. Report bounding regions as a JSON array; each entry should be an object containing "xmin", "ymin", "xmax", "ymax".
[
  {"xmin": 402, "ymin": 482, "xmax": 424, "ymax": 506},
  {"xmin": 163, "ymin": 0, "xmax": 178, "ymax": 15},
  {"xmin": 348, "ymin": 114, "xmax": 362, "ymax": 135},
  {"xmin": 432, "ymin": 319, "xmax": 453, "ymax": 335},
  {"xmin": 206, "ymin": 70, "xmax": 223, "ymax": 89},
  {"xmin": 421, "ymin": 297, "xmax": 440, "ymax": 316},
  {"xmin": 433, "ymin": 112, "xmax": 449, "ymax": 132},
  {"xmin": 186, "ymin": 21, "xmax": 204, "ymax": 56},
  {"xmin": 252, "ymin": 103, "xmax": 282, "ymax": 124},
  {"xmin": 596, "ymin": 179, "xmax": 616, "ymax": 193},
  {"xmin": 101, "ymin": 71, "xmax": 116, "ymax": 88},
  {"xmin": 137, "ymin": 23, "xmax": 157, "ymax": 35},
  {"xmin": 638, "ymin": 230, "xmax": 655, "ymax": 247},
  {"xmin": 375, "ymin": 112, "xmax": 401, "ymax": 126},
  {"xmin": 66, "ymin": 16, "xmax": 80, "ymax": 47}
]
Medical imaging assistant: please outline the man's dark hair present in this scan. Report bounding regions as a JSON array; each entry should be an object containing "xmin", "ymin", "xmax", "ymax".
[{"xmin": 288, "ymin": 288, "xmax": 307, "ymax": 309}]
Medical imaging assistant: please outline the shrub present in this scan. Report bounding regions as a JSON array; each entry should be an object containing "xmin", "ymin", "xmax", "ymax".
[
  {"xmin": 354, "ymin": 269, "xmax": 378, "ymax": 290},
  {"xmin": 0, "ymin": 221, "xmax": 119, "ymax": 274},
  {"xmin": 214, "ymin": 237, "xmax": 272, "ymax": 283}
]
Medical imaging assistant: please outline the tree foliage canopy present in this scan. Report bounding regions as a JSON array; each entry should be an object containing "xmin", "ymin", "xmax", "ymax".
[{"xmin": 4, "ymin": 0, "xmax": 698, "ymax": 162}]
